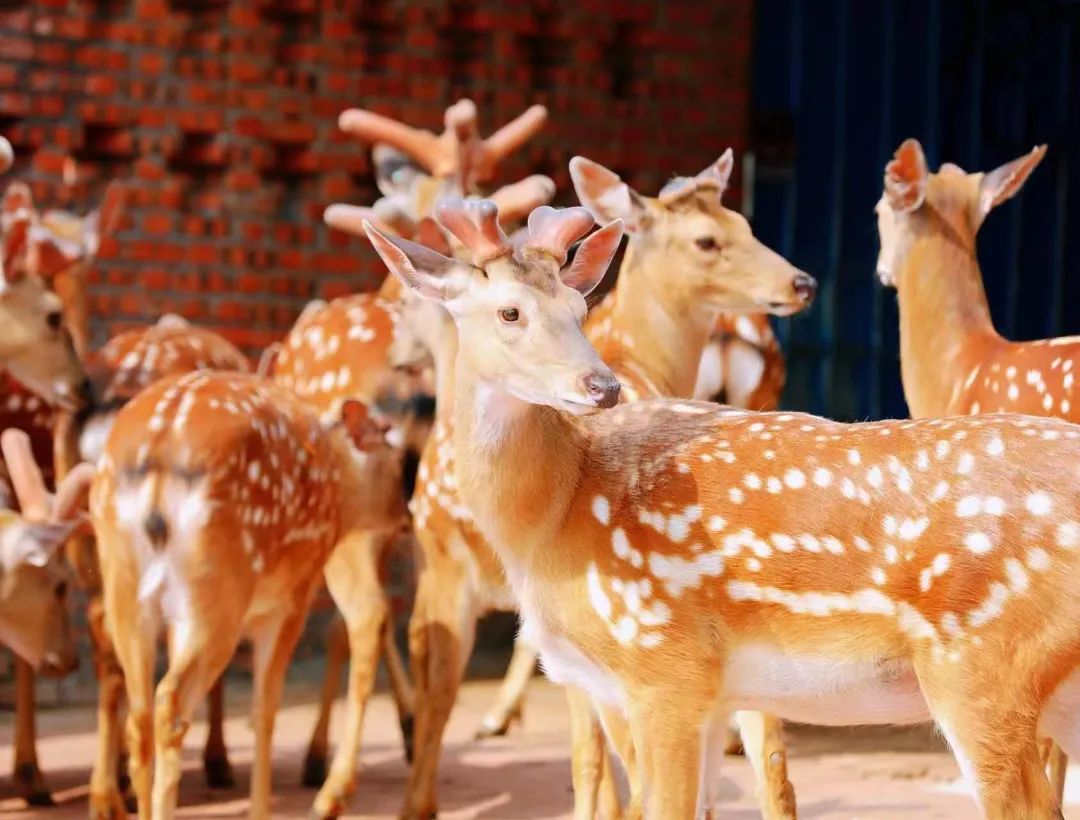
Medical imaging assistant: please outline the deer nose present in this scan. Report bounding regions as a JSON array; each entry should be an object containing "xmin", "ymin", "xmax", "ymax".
[
  {"xmin": 792, "ymin": 273, "xmax": 817, "ymax": 304},
  {"xmin": 582, "ymin": 370, "xmax": 621, "ymax": 409}
]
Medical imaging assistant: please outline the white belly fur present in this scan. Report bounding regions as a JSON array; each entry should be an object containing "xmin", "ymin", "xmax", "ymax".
[{"xmin": 723, "ymin": 644, "xmax": 931, "ymax": 726}]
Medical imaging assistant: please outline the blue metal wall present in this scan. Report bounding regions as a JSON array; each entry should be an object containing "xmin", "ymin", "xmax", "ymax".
[{"xmin": 750, "ymin": 0, "xmax": 1080, "ymax": 421}]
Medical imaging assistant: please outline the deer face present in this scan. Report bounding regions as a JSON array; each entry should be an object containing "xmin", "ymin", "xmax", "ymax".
[
  {"xmin": 366, "ymin": 199, "xmax": 625, "ymax": 415},
  {"xmin": 571, "ymin": 153, "xmax": 816, "ymax": 317},
  {"xmin": 0, "ymin": 512, "xmax": 77, "ymax": 674},
  {"xmin": 876, "ymin": 138, "xmax": 1047, "ymax": 287}
]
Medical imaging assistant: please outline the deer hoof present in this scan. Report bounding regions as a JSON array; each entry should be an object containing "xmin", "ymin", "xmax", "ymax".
[
  {"xmin": 14, "ymin": 763, "xmax": 53, "ymax": 807},
  {"xmin": 204, "ymin": 755, "xmax": 235, "ymax": 788}
]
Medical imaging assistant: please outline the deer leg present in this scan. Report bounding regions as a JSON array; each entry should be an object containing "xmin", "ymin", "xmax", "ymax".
[
  {"xmin": 12, "ymin": 657, "xmax": 52, "ymax": 806},
  {"xmin": 1045, "ymin": 743, "xmax": 1068, "ymax": 808},
  {"xmin": 382, "ymin": 616, "xmax": 416, "ymax": 762},
  {"xmin": 598, "ymin": 705, "xmax": 639, "ymax": 820},
  {"xmin": 400, "ymin": 555, "xmax": 478, "ymax": 820},
  {"xmin": 627, "ymin": 692, "xmax": 708, "ymax": 820},
  {"xmin": 202, "ymin": 674, "xmax": 234, "ymax": 788},
  {"xmin": 302, "ymin": 614, "xmax": 348, "ymax": 788},
  {"xmin": 249, "ymin": 603, "xmax": 311, "ymax": 820},
  {"xmin": 566, "ymin": 685, "xmax": 605, "ymax": 820},
  {"xmin": 924, "ymin": 672, "xmax": 1059, "ymax": 820},
  {"xmin": 108, "ymin": 604, "xmax": 157, "ymax": 820},
  {"xmin": 151, "ymin": 633, "xmax": 238, "ymax": 820},
  {"xmin": 734, "ymin": 710, "xmax": 797, "ymax": 819},
  {"xmin": 475, "ymin": 636, "xmax": 536, "ymax": 739},
  {"xmin": 311, "ymin": 535, "xmax": 389, "ymax": 819},
  {"xmin": 86, "ymin": 593, "xmax": 132, "ymax": 819}
]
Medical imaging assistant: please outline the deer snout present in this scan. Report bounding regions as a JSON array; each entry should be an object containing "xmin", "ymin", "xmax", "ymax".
[
  {"xmin": 582, "ymin": 370, "xmax": 621, "ymax": 409},
  {"xmin": 792, "ymin": 272, "xmax": 818, "ymax": 305}
]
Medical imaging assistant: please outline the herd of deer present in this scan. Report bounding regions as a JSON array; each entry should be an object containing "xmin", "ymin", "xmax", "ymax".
[{"xmin": 0, "ymin": 95, "xmax": 1076, "ymax": 820}]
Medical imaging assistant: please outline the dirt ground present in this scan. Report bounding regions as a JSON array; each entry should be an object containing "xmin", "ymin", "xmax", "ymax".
[{"xmin": 2, "ymin": 675, "xmax": 1077, "ymax": 819}]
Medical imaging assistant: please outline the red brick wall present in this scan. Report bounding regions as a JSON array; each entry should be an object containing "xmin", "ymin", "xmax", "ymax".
[{"xmin": 0, "ymin": 0, "xmax": 752, "ymax": 358}]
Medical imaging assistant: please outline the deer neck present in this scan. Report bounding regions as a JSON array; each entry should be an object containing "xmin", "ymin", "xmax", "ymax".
[
  {"xmin": 450, "ymin": 362, "xmax": 585, "ymax": 578},
  {"xmin": 895, "ymin": 214, "xmax": 1001, "ymax": 417},
  {"xmin": 608, "ymin": 241, "xmax": 718, "ymax": 397},
  {"xmin": 428, "ymin": 318, "xmax": 460, "ymax": 426}
]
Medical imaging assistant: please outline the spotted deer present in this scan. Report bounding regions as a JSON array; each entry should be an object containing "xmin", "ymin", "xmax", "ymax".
[
  {"xmin": 369, "ymin": 196, "xmax": 1080, "ymax": 819},
  {"xmin": 878, "ymin": 137, "xmax": 1077, "ymax": 804},
  {"xmin": 91, "ymin": 372, "xmax": 405, "ymax": 820},
  {"xmin": 63, "ymin": 315, "xmax": 253, "ymax": 817},
  {"xmin": 0, "ymin": 428, "xmax": 94, "ymax": 805},
  {"xmin": 263, "ymin": 101, "xmax": 554, "ymax": 817},
  {"xmin": 389, "ymin": 154, "xmax": 814, "ymax": 818}
]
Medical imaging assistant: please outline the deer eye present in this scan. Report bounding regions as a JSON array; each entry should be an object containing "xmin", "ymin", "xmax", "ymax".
[
  {"xmin": 46, "ymin": 310, "xmax": 63, "ymax": 331},
  {"xmin": 498, "ymin": 307, "xmax": 520, "ymax": 324},
  {"xmin": 695, "ymin": 237, "xmax": 719, "ymax": 252}
]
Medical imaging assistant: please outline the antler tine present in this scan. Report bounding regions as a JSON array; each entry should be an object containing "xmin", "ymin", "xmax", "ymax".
[
  {"xmin": 489, "ymin": 175, "xmax": 557, "ymax": 226},
  {"xmin": 324, "ymin": 202, "xmax": 414, "ymax": 238},
  {"xmin": 339, "ymin": 109, "xmax": 444, "ymax": 174},
  {"xmin": 52, "ymin": 462, "xmax": 94, "ymax": 524},
  {"xmin": 434, "ymin": 196, "xmax": 511, "ymax": 264},
  {"xmin": 478, "ymin": 105, "xmax": 548, "ymax": 182},
  {"xmin": 0, "ymin": 430, "xmax": 49, "ymax": 520},
  {"xmin": 0, "ymin": 136, "xmax": 13, "ymax": 175},
  {"xmin": 522, "ymin": 205, "xmax": 596, "ymax": 266}
]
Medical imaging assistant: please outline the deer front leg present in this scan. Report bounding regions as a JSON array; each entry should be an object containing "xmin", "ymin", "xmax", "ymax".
[
  {"xmin": 202, "ymin": 674, "xmax": 234, "ymax": 788},
  {"xmin": 627, "ymin": 691, "xmax": 709, "ymax": 820},
  {"xmin": 598, "ymin": 705, "xmax": 639, "ymax": 820},
  {"xmin": 12, "ymin": 657, "xmax": 51, "ymax": 806},
  {"xmin": 382, "ymin": 615, "xmax": 416, "ymax": 762},
  {"xmin": 311, "ymin": 533, "xmax": 390, "ymax": 819},
  {"xmin": 734, "ymin": 710, "xmax": 797, "ymax": 819},
  {"xmin": 475, "ymin": 636, "xmax": 537, "ymax": 739},
  {"xmin": 566, "ymin": 685, "xmax": 607, "ymax": 820},
  {"xmin": 302, "ymin": 614, "xmax": 348, "ymax": 788},
  {"xmin": 400, "ymin": 553, "xmax": 478, "ymax": 820}
]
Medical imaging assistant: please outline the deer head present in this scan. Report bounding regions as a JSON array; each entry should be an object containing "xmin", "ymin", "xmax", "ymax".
[
  {"xmin": 876, "ymin": 138, "xmax": 1047, "ymax": 286},
  {"xmin": 0, "ymin": 179, "xmax": 88, "ymax": 409},
  {"xmin": 366, "ymin": 198, "xmax": 624, "ymax": 414},
  {"xmin": 0, "ymin": 429, "xmax": 92, "ymax": 673},
  {"xmin": 570, "ymin": 152, "xmax": 817, "ymax": 316}
]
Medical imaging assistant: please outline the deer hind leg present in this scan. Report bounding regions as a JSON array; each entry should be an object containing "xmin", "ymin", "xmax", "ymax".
[
  {"xmin": 12, "ymin": 657, "xmax": 52, "ymax": 806},
  {"xmin": 249, "ymin": 601, "xmax": 312, "ymax": 820},
  {"xmin": 1045, "ymin": 744, "xmax": 1067, "ymax": 808},
  {"xmin": 302, "ymin": 615, "xmax": 347, "ymax": 788},
  {"xmin": 734, "ymin": 710, "xmax": 797, "ymax": 819},
  {"xmin": 475, "ymin": 636, "xmax": 537, "ymax": 739},
  {"xmin": 400, "ymin": 549, "xmax": 479, "ymax": 820},
  {"xmin": 311, "ymin": 534, "xmax": 390, "ymax": 819},
  {"xmin": 202, "ymin": 674, "xmax": 234, "ymax": 788},
  {"xmin": 86, "ymin": 592, "xmax": 133, "ymax": 819},
  {"xmin": 599, "ymin": 705, "xmax": 639, "ymax": 819},
  {"xmin": 923, "ymin": 667, "xmax": 1059, "ymax": 820},
  {"xmin": 151, "ymin": 627, "xmax": 239, "ymax": 820}
]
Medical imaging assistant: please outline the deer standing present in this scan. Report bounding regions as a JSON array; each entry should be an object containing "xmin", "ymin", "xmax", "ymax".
[
  {"xmin": 389, "ymin": 150, "xmax": 814, "ymax": 818},
  {"xmin": 267, "ymin": 101, "xmax": 554, "ymax": 818},
  {"xmin": 1, "ymin": 428, "xmax": 94, "ymax": 805},
  {"xmin": 68, "ymin": 315, "xmax": 252, "ymax": 817},
  {"xmin": 878, "ymin": 136, "xmax": 1077, "ymax": 805},
  {"xmin": 368, "ymin": 196, "xmax": 1080, "ymax": 819},
  {"xmin": 91, "ymin": 372, "xmax": 405, "ymax": 820}
]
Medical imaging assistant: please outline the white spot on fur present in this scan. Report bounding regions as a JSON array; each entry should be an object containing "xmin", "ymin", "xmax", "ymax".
[
  {"xmin": 1026, "ymin": 492, "xmax": 1052, "ymax": 516},
  {"xmin": 964, "ymin": 532, "xmax": 992, "ymax": 554},
  {"xmin": 592, "ymin": 495, "xmax": 611, "ymax": 526}
]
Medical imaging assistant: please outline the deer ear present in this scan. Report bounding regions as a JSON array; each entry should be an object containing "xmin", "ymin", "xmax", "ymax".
[
  {"xmin": 339, "ymin": 399, "xmax": 389, "ymax": 452},
  {"xmin": 696, "ymin": 148, "xmax": 734, "ymax": 194},
  {"xmin": 82, "ymin": 181, "xmax": 126, "ymax": 258},
  {"xmin": 562, "ymin": 220, "xmax": 624, "ymax": 297},
  {"xmin": 1, "ymin": 217, "xmax": 31, "ymax": 288},
  {"xmin": 884, "ymin": 139, "xmax": 928, "ymax": 213},
  {"xmin": 569, "ymin": 157, "xmax": 648, "ymax": 231},
  {"xmin": 363, "ymin": 221, "xmax": 470, "ymax": 303},
  {"xmin": 978, "ymin": 145, "xmax": 1047, "ymax": 221}
]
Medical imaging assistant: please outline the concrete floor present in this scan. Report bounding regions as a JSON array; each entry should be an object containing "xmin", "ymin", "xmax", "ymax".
[{"xmin": 2, "ymin": 676, "xmax": 1078, "ymax": 818}]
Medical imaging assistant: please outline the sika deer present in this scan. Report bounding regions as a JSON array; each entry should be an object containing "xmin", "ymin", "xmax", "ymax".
[
  {"xmin": 92, "ymin": 372, "xmax": 405, "ymax": 819},
  {"xmin": 368, "ymin": 196, "xmax": 1080, "ymax": 819},
  {"xmin": 694, "ymin": 314, "xmax": 787, "ymax": 410},
  {"xmin": 878, "ymin": 137, "xmax": 1078, "ymax": 803},
  {"xmin": 0, "ymin": 429, "xmax": 93, "ymax": 804}
]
